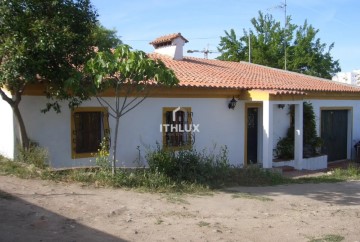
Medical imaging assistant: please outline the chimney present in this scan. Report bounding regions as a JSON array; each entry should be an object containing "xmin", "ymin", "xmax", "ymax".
[{"xmin": 149, "ymin": 33, "xmax": 188, "ymax": 60}]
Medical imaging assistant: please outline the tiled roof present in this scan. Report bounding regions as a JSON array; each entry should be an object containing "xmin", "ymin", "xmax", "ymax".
[
  {"xmin": 149, "ymin": 33, "xmax": 189, "ymax": 45},
  {"xmin": 149, "ymin": 53, "xmax": 360, "ymax": 93}
]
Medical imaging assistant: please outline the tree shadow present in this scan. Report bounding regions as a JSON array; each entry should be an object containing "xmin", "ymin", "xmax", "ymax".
[
  {"xmin": 0, "ymin": 190, "xmax": 126, "ymax": 242},
  {"xmin": 222, "ymin": 181, "xmax": 360, "ymax": 206}
]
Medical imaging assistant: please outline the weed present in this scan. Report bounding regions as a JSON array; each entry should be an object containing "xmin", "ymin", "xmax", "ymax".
[
  {"xmin": 197, "ymin": 221, "xmax": 210, "ymax": 227},
  {"xmin": 308, "ymin": 234, "xmax": 344, "ymax": 242},
  {"xmin": 164, "ymin": 193, "xmax": 190, "ymax": 204},
  {"xmin": 16, "ymin": 142, "xmax": 48, "ymax": 169}
]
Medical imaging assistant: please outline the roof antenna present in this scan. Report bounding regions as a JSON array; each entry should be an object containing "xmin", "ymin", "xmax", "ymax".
[
  {"xmin": 268, "ymin": 0, "xmax": 287, "ymax": 70},
  {"xmin": 187, "ymin": 44, "xmax": 218, "ymax": 59}
]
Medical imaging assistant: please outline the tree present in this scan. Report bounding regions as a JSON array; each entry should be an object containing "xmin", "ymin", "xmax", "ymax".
[
  {"xmin": 86, "ymin": 45, "xmax": 179, "ymax": 174},
  {"xmin": 0, "ymin": 0, "xmax": 119, "ymax": 149},
  {"xmin": 217, "ymin": 11, "xmax": 340, "ymax": 78},
  {"xmin": 92, "ymin": 23, "xmax": 122, "ymax": 51},
  {"xmin": 217, "ymin": 29, "xmax": 245, "ymax": 61},
  {"xmin": 289, "ymin": 20, "xmax": 340, "ymax": 78}
]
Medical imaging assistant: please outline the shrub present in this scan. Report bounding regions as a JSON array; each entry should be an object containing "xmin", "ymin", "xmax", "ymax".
[
  {"xmin": 146, "ymin": 144, "xmax": 230, "ymax": 187},
  {"xmin": 275, "ymin": 102, "xmax": 323, "ymax": 159},
  {"xmin": 16, "ymin": 141, "xmax": 49, "ymax": 169}
]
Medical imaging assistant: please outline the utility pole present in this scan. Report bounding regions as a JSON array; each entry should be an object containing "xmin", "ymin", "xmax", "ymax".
[
  {"xmin": 284, "ymin": 0, "xmax": 287, "ymax": 70},
  {"xmin": 248, "ymin": 30, "xmax": 251, "ymax": 63}
]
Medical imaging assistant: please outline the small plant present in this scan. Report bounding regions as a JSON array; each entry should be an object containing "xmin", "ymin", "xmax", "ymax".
[
  {"xmin": 197, "ymin": 221, "xmax": 210, "ymax": 227},
  {"xmin": 16, "ymin": 141, "xmax": 49, "ymax": 169},
  {"xmin": 94, "ymin": 138, "xmax": 111, "ymax": 173},
  {"xmin": 308, "ymin": 234, "xmax": 344, "ymax": 242}
]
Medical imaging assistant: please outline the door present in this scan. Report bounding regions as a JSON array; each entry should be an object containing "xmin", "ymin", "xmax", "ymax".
[
  {"xmin": 321, "ymin": 110, "xmax": 348, "ymax": 162},
  {"xmin": 247, "ymin": 108, "xmax": 258, "ymax": 164}
]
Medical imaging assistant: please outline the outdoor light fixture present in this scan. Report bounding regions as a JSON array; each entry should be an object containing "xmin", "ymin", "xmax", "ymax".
[
  {"xmin": 228, "ymin": 96, "xmax": 237, "ymax": 110},
  {"xmin": 278, "ymin": 104, "xmax": 285, "ymax": 109}
]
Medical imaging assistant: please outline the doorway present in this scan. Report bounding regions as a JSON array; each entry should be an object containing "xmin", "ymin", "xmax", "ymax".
[
  {"xmin": 247, "ymin": 107, "xmax": 258, "ymax": 164},
  {"xmin": 321, "ymin": 110, "xmax": 348, "ymax": 162}
]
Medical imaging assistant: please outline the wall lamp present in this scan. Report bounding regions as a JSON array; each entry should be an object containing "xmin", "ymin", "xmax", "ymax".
[
  {"xmin": 278, "ymin": 104, "xmax": 285, "ymax": 109},
  {"xmin": 228, "ymin": 96, "xmax": 237, "ymax": 110}
]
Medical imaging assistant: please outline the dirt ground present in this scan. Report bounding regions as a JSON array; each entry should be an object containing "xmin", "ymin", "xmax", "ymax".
[{"xmin": 0, "ymin": 175, "xmax": 360, "ymax": 242}]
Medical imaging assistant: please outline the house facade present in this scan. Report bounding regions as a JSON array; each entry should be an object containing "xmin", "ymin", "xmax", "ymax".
[{"xmin": 1, "ymin": 33, "xmax": 360, "ymax": 170}]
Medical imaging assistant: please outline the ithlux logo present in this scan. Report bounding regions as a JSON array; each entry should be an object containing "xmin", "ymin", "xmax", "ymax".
[{"xmin": 160, "ymin": 107, "xmax": 200, "ymax": 133}]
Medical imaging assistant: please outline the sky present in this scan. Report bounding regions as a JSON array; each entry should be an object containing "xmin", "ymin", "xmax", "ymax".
[{"xmin": 91, "ymin": 0, "xmax": 360, "ymax": 73}]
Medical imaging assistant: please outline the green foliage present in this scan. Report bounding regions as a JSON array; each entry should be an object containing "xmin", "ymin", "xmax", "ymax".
[
  {"xmin": 85, "ymin": 44, "xmax": 179, "ymax": 173},
  {"xmin": 93, "ymin": 138, "xmax": 111, "ymax": 173},
  {"xmin": 308, "ymin": 234, "xmax": 345, "ymax": 242},
  {"xmin": 275, "ymin": 137, "xmax": 295, "ymax": 160},
  {"xmin": 330, "ymin": 163, "xmax": 360, "ymax": 179},
  {"xmin": 16, "ymin": 142, "xmax": 48, "ymax": 169},
  {"xmin": 92, "ymin": 23, "xmax": 122, "ymax": 51},
  {"xmin": 3, "ymin": 153, "xmax": 360, "ymax": 193},
  {"xmin": 275, "ymin": 102, "xmax": 323, "ymax": 159},
  {"xmin": 86, "ymin": 44, "xmax": 179, "ymax": 90},
  {"xmin": 146, "ymin": 144, "xmax": 231, "ymax": 187},
  {"xmin": 217, "ymin": 29, "xmax": 245, "ymax": 61},
  {"xmin": 217, "ymin": 11, "xmax": 340, "ymax": 78},
  {"xmin": 0, "ymin": 0, "xmax": 98, "ymax": 100},
  {"xmin": 0, "ymin": 0, "xmax": 120, "ymax": 149}
]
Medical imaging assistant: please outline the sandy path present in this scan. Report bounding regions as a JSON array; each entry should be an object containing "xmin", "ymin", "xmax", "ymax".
[{"xmin": 0, "ymin": 175, "xmax": 360, "ymax": 241}]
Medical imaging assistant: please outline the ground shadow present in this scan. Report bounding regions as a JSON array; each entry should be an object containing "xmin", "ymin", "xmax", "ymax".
[
  {"xmin": 222, "ymin": 181, "xmax": 360, "ymax": 206},
  {"xmin": 0, "ymin": 190, "xmax": 126, "ymax": 242}
]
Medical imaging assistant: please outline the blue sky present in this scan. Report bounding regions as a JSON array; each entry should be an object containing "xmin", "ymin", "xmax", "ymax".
[{"xmin": 91, "ymin": 0, "xmax": 359, "ymax": 73}]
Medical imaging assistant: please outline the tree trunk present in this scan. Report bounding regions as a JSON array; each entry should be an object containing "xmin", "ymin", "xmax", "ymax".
[
  {"xmin": 112, "ymin": 116, "xmax": 120, "ymax": 175},
  {"xmin": 12, "ymin": 103, "xmax": 30, "ymax": 149},
  {"xmin": 0, "ymin": 89, "xmax": 30, "ymax": 149}
]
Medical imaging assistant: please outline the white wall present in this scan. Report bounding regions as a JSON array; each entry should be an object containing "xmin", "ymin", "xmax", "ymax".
[
  {"xmin": 0, "ymin": 94, "xmax": 14, "ymax": 159},
  {"xmin": 272, "ymin": 105, "xmax": 290, "ymax": 153},
  {"xmin": 307, "ymin": 99, "xmax": 360, "ymax": 160},
  {"xmin": 20, "ymin": 96, "xmax": 245, "ymax": 168}
]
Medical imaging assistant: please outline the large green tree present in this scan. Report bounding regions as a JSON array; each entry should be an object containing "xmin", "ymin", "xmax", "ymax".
[
  {"xmin": 0, "ymin": 0, "xmax": 119, "ymax": 149},
  {"xmin": 217, "ymin": 11, "xmax": 340, "ymax": 78},
  {"xmin": 86, "ymin": 45, "xmax": 179, "ymax": 174}
]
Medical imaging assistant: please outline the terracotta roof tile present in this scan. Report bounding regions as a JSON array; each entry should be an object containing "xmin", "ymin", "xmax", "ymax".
[
  {"xmin": 149, "ymin": 33, "xmax": 189, "ymax": 45},
  {"xmin": 149, "ymin": 53, "xmax": 360, "ymax": 93}
]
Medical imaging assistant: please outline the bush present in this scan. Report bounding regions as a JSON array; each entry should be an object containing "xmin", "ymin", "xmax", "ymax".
[
  {"xmin": 16, "ymin": 142, "xmax": 49, "ymax": 169},
  {"xmin": 146, "ymin": 144, "xmax": 230, "ymax": 187},
  {"xmin": 275, "ymin": 102, "xmax": 323, "ymax": 159}
]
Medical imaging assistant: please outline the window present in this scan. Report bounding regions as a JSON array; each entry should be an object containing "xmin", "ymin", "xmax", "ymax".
[
  {"xmin": 71, "ymin": 107, "xmax": 110, "ymax": 159},
  {"xmin": 162, "ymin": 107, "xmax": 192, "ymax": 149}
]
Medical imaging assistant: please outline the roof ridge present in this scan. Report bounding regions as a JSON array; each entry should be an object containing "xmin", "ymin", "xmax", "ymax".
[
  {"xmin": 149, "ymin": 33, "xmax": 189, "ymax": 45},
  {"xmin": 238, "ymin": 61, "xmax": 360, "ymax": 89},
  {"xmin": 147, "ymin": 53, "xmax": 360, "ymax": 92}
]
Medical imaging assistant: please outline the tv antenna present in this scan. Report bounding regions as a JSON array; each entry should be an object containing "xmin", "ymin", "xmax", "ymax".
[
  {"xmin": 268, "ymin": 0, "xmax": 287, "ymax": 70},
  {"xmin": 187, "ymin": 44, "xmax": 218, "ymax": 59}
]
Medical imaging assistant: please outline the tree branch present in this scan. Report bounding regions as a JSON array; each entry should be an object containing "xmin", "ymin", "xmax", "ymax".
[
  {"xmin": 0, "ymin": 88, "xmax": 15, "ymax": 106},
  {"xmin": 120, "ymin": 88, "xmax": 150, "ymax": 117},
  {"xmin": 96, "ymin": 96, "xmax": 116, "ymax": 118}
]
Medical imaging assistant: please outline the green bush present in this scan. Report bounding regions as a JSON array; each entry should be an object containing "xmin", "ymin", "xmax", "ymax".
[
  {"xmin": 275, "ymin": 102, "xmax": 323, "ymax": 159},
  {"xmin": 16, "ymin": 142, "xmax": 49, "ymax": 169},
  {"xmin": 146, "ymin": 144, "xmax": 230, "ymax": 187}
]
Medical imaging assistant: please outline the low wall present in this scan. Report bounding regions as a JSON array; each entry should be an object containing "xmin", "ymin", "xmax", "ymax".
[{"xmin": 272, "ymin": 155, "xmax": 328, "ymax": 170}]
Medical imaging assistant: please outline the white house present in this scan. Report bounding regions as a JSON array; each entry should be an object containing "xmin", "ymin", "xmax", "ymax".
[
  {"xmin": 2, "ymin": 33, "xmax": 360, "ymax": 170},
  {"xmin": 332, "ymin": 70, "xmax": 360, "ymax": 86}
]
